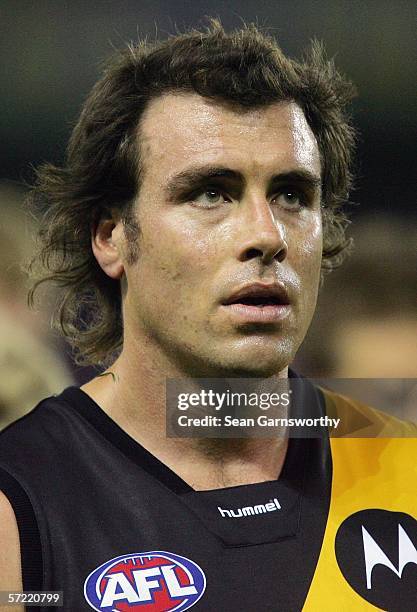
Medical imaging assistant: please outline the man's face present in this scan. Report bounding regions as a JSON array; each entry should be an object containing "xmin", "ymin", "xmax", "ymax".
[{"xmin": 122, "ymin": 94, "xmax": 322, "ymax": 376}]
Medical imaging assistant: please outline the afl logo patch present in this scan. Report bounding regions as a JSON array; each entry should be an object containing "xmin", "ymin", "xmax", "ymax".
[
  {"xmin": 84, "ymin": 551, "xmax": 206, "ymax": 611},
  {"xmin": 335, "ymin": 510, "xmax": 417, "ymax": 611}
]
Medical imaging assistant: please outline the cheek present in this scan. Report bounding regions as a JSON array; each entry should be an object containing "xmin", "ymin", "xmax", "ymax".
[
  {"xmin": 304, "ymin": 219, "xmax": 323, "ymax": 275},
  {"xmin": 294, "ymin": 216, "xmax": 323, "ymax": 304},
  {"xmin": 133, "ymin": 209, "xmax": 220, "ymax": 304}
]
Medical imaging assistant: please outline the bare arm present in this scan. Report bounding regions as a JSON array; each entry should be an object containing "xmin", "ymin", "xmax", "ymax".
[{"xmin": 0, "ymin": 490, "xmax": 24, "ymax": 612}]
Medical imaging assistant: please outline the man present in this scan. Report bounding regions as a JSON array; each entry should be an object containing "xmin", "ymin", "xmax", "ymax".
[{"xmin": 0, "ymin": 21, "xmax": 415, "ymax": 612}]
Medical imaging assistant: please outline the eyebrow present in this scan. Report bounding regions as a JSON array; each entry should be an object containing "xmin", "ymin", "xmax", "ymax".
[
  {"xmin": 165, "ymin": 167, "xmax": 244, "ymax": 200},
  {"xmin": 165, "ymin": 165, "xmax": 322, "ymax": 200}
]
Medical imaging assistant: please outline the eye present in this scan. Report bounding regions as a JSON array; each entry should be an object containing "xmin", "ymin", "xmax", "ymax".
[
  {"xmin": 192, "ymin": 189, "xmax": 230, "ymax": 208},
  {"xmin": 271, "ymin": 190, "xmax": 305, "ymax": 210}
]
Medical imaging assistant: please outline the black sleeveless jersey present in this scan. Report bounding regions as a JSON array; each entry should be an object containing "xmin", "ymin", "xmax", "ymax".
[{"xmin": 0, "ymin": 379, "xmax": 416, "ymax": 612}]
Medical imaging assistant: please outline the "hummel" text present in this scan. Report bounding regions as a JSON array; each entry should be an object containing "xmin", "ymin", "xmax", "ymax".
[{"xmin": 218, "ymin": 498, "xmax": 281, "ymax": 518}]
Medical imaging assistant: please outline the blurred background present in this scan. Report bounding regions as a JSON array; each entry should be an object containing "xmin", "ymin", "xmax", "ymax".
[{"xmin": 0, "ymin": 0, "xmax": 416, "ymax": 426}]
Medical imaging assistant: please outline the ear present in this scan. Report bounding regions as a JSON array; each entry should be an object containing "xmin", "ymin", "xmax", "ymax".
[{"xmin": 91, "ymin": 215, "xmax": 125, "ymax": 280}]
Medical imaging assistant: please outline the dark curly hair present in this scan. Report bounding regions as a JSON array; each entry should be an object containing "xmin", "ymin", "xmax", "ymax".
[{"xmin": 28, "ymin": 20, "xmax": 357, "ymax": 366}]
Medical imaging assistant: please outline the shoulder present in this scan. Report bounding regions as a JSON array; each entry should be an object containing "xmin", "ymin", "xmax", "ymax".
[
  {"xmin": 0, "ymin": 489, "xmax": 23, "ymax": 605},
  {"xmin": 319, "ymin": 386, "xmax": 417, "ymax": 437},
  {"xmin": 0, "ymin": 390, "xmax": 81, "ymax": 596},
  {"xmin": 0, "ymin": 388, "xmax": 85, "ymax": 497},
  {"xmin": 0, "ymin": 388, "xmax": 78, "ymax": 452}
]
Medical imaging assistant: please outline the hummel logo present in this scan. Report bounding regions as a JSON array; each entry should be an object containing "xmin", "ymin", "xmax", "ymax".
[{"xmin": 218, "ymin": 498, "xmax": 281, "ymax": 518}]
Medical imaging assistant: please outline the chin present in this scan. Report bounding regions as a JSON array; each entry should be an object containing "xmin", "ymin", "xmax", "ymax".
[
  {"xmin": 170, "ymin": 335, "xmax": 297, "ymax": 378},
  {"xmin": 219, "ymin": 361, "xmax": 288, "ymax": 378},
  {"xmin": 207, "ymin": 344, "xmax": 294, "ymax": 378}
]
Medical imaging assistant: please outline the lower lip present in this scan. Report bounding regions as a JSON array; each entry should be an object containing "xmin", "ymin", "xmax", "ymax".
[{"xmin": 221, "ymin": 303, "xmax": 291, "ymax": 323}]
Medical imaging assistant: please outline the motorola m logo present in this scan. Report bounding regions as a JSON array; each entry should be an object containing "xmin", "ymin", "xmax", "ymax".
[
  {"xmin": 335, "ymin": 510, "xmax": 417, "ymax": 611},
  {"xmin": 362, "ymin": 524, "xmax": 417, "ymax": 589},
  {"xmin": 218, "ymin": 498, "xmax": 281, "ymax": 518}
]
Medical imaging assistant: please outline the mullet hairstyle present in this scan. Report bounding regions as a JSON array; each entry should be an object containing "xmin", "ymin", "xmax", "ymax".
[{"xmin": 28, "ymin": 19, "xmax": 357, "ymax": 367}]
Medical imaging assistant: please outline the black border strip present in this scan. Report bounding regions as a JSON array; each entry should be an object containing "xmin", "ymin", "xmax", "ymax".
[{"xmin": 0, "ymin": 466, "xmax": 42, "ymax": 611}]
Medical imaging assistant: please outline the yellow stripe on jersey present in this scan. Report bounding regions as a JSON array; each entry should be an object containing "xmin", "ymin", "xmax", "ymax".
[{"xmin": 303, "ymin": 390, "xmax": 417, "ymax": 611}]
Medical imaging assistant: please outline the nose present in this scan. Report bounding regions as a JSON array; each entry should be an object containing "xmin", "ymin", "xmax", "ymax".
[{"xmin": 237, "ymin": 197, "xmax": 288, "ymax": 264}]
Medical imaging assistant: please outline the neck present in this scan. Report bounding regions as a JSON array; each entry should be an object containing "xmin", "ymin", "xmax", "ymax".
[{"xmin": 82, "ymin": 336, "xmax": 289, "ymax": 490}]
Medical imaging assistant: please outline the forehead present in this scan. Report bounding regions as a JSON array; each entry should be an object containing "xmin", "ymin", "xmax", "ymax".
[{"xmin": 139, "ymin": 93, "xmax": 321, "ymax": 178}]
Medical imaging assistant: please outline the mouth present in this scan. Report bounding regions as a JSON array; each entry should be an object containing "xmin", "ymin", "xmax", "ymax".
[{"xmin": 221, "ymin": 283, "xmax": 291, "ymax": 324}]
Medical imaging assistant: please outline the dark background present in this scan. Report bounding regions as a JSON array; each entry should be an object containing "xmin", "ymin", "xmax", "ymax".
[
  {"xmin": 0, "ymin": 1, "xmax": 416, "ymax": 397},
  {"xmin": 1, "ymin": 0, "xmax": 416, "ymax": 218}
]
